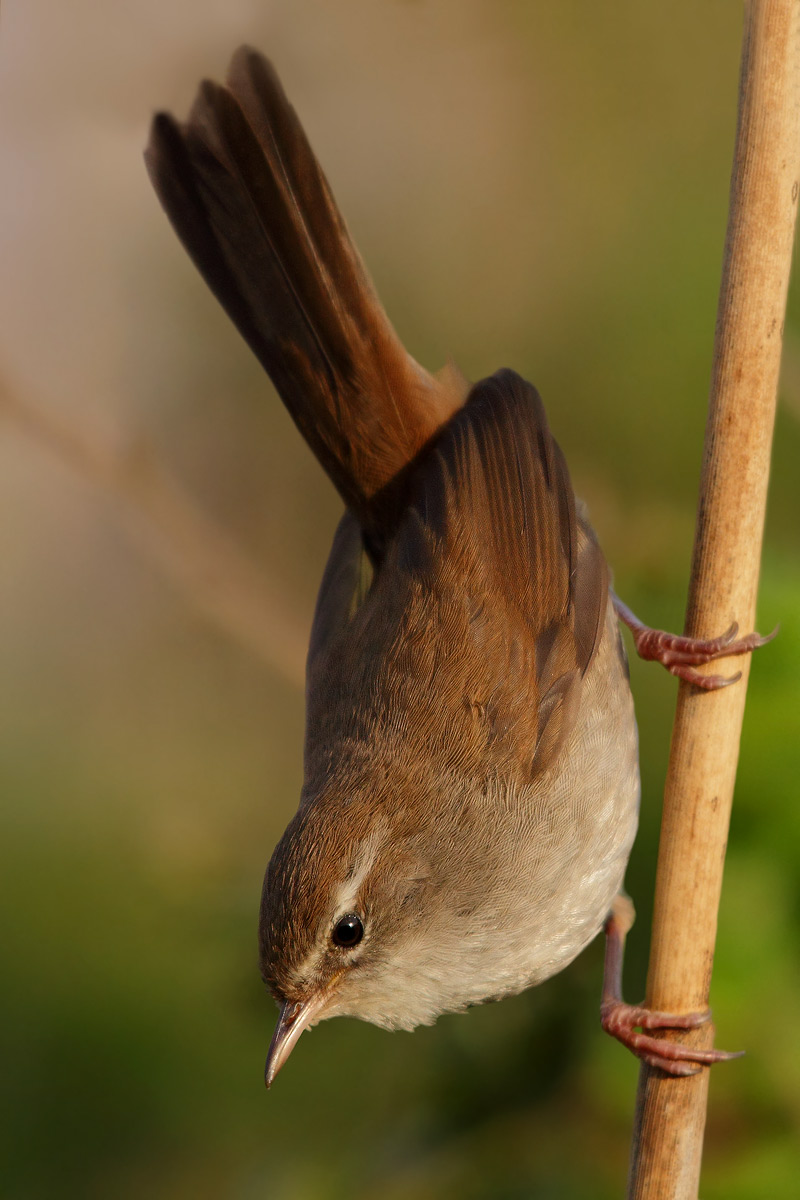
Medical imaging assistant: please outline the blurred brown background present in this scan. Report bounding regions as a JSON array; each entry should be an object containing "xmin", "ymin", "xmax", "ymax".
[{"xmin": 1, "ymin": 3, "xmax": 798, "ymax": 1197}]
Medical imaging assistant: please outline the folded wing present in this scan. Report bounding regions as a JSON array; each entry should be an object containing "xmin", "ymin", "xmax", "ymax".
[{"xmin": 308, "ymin": 369, "xmax": 610, "ymax": 780}]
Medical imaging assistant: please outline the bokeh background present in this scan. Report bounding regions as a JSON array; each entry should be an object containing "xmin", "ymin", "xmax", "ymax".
[{"xmin": 1, "ymin": 2, "xmax": 798, "ymax": 1197}]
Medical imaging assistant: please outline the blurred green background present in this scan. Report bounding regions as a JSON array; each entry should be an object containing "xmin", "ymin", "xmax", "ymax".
[{"xmin": 1, "ymin": 2, "xmax": 798, "ymax": 1197}]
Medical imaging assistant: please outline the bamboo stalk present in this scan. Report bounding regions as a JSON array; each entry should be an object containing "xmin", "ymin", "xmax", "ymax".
[{"xmin": 627, "ymin": 2, "xmax": 800, "ymax": 1196}]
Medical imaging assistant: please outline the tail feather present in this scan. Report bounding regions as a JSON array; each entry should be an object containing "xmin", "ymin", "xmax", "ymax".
[{"xmin": 146, "ymin": 47, "xmax": 465, "ymax": 531}]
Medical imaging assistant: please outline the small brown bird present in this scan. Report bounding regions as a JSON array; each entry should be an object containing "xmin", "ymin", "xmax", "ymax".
[{"xmin": 146, "ymin": 47, "xmax": 768, "ymax": 1086}]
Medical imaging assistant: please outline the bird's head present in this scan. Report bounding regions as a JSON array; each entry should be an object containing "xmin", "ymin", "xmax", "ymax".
[
  {"xmin": 257, "ymin": 777, "xmax": 494, "ymax": 1085},
  {"xmin": 258, "ymin": 790, "xmax": 423, "ymax": 1084}
]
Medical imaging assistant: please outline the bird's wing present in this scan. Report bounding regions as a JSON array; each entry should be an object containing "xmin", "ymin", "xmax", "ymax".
[
  {"xmin": 394, "ymin": 368, "xmax": 610, "ymax": 777},
  {"xmin": 305, "ymin": 370, "xmax": 609, "ymax": 781},
  {"xmin": 145, "ymin": 46, "xmax": 465, "ymax": 535}
]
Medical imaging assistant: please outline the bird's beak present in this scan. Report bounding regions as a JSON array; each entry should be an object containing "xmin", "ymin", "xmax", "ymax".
[{"xmin": 264, "ymin": 993, "xmax": 328, "ymax": 1088}]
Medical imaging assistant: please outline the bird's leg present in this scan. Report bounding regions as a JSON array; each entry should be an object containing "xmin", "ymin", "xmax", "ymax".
[
  {"xmin": 611, "ymin": 591, "xmax": 776, "ymax": 690},
  {"xmin": 600, "ymin": 894, "xmax": 743, "ymax": 1076}
]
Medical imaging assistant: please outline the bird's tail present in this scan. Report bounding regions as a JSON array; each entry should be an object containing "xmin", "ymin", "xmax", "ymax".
[{"xmin": 146, "ymin": 47, "xmax": 465, "ymax": 530}]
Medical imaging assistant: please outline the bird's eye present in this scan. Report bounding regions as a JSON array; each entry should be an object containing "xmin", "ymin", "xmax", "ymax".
[{"xmin": 331, "ymin": 913, "xmax": 364, "ymax": 948}]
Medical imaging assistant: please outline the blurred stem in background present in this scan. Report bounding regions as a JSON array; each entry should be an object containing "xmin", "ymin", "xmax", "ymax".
[{"xmin": 0, "ymin": 371, "xmax": 306, "ymax": 688}]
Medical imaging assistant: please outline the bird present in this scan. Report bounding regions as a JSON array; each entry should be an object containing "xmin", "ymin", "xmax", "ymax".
[{"xmin": 145, "ymin": 46, "xmax": 769, "ymax": 1086}]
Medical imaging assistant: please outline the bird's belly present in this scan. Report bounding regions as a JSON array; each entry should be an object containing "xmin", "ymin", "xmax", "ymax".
[{"xmin": 435, "ymin": 608, "xmax": 640, "ymax": 1013}]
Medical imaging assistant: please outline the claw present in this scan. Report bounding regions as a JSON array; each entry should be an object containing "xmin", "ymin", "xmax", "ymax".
[
  {"xmin": 611, "ymin": 593, "xmax": 777, "ymax": 690},
  {"xmin": 601, "ymin": 999, "xmax": 744, "ymax": 1077},
  {"xmin": 669, "ymin": 666, "xmax": 742, "ymax": 690},
  {"xmin": 601, "ymin": 897, "xmax": 743, "ymax": 1076}
]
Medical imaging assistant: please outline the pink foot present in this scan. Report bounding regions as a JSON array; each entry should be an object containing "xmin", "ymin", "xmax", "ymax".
[
  {"xmin": 600, "ymin": 1000, "xmax": 744, "ymax": 1076},
  {"xmin": 612, "ymin": 594, "xmax": 777, "ymax": 689}
]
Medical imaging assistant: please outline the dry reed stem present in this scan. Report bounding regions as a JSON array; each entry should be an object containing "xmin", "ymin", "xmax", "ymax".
[{"xmin": 628, "ymin": 3, "xmax": 800, "ymax": 1196}]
